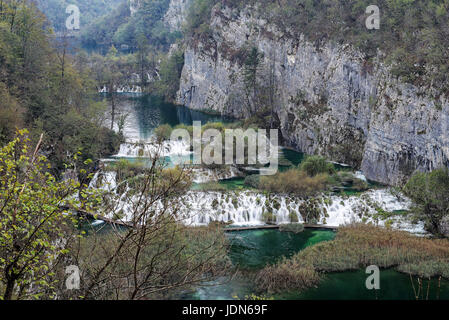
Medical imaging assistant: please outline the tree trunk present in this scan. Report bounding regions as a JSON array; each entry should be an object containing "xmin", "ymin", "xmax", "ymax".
[{"xmin": 3, "ymin": 278, "xmax": 15, "ymax": 300}]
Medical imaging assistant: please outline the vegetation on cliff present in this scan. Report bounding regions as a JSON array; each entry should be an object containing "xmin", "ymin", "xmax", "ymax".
[
  {"xmin": 404, "ymin": 168, "xmax": 449, "ymax": 237},
  {"xmin": 187, "ymin": 0, "xmax": 449, "ymax": 95}
]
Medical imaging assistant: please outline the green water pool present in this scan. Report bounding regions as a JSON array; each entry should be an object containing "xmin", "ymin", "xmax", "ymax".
[
  {"xmin": 228, "ymin": 229, "xmax": 335, "ymax": 270},
  {"xmin": 183, "ymin": 229, "xmax": 449, "ymax": 300},
  {"xmin": 280, "ymin": 269, "xmax": 449, "ymax": 300}
]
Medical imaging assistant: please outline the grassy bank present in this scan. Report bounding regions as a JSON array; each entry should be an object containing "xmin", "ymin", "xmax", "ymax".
[{"xmin": 256, "ymin": 224, "xmax": 449, "ymax": 294}]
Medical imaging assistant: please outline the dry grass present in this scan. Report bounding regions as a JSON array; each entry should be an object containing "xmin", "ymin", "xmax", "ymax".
[
  {"xmin": 256, "ymin": 224, "xmax": 449, "ymax": 293},
  {"xmin": 259, "ymin": 169, "xmax": 329, "ymax": 196}
]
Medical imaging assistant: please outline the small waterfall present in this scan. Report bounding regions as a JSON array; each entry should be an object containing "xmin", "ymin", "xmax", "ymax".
[
  {"xmin": 180, "ymin": 192, "xmax": 298, "ymax": 226},
  {"xmin": 354, "ymin": 171, "xmax": 368, "ymax": 182},
  {"xmin": 89, "ymin": 171, "xmax": 117, "ymax": 192},
  {"xmin": 192, "ymin": 166, "xmax": 243, "ymax": 183},
  {"xmin": 115, "ymin": 140, "xmax": 191, "ymax": 158}
]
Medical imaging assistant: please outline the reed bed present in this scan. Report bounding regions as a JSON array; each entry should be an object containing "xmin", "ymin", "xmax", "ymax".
[{"xmin": 256, "ymin": 224, "xmax": 449, "ymax": 293}]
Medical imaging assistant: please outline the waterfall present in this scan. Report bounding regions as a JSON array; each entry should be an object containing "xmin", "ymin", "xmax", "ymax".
[
  {"xmin": 180, "ymin": 192, "xmax": 295, "ymax": 226},
  {"xmin": 89, "ymin": 169, "xmax": 425, "ymax": 234},
  {"xmin": 192, "ymin": 166, "xmax": 243, "ymax": 183},
  {"xmin": 89, "ymin": 171, "xmax": 117, "ymax": 192},
  {"xmin": 115, "ymin": 139, "xmax": 191, "ymax": 158},
  {"xmin": 177, "ymin": 189, "xmax": 417, "ymax": 230}
]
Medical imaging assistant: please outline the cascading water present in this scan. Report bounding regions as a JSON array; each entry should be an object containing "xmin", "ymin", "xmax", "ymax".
[
  {"xmin": 89, "ymin": 169, "xmax": 425, "ymax": 234},
  {"xmin": 115, "ymin": 139, "xmax": 191, "ymax": 158},
  {"xmin": 177, "ymin": 189, "xmax": 422, "ymax": 233},
  {"xmin": 93, "ymin": 95, "xmax": 426, "ymax": 235}
]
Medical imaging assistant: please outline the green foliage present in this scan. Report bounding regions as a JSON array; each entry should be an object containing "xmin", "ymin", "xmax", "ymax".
[
  {"xmin": 80, "ymin": 2, "xmax": 130, "ymax": 48},
  {"xmin": 242, "ymin": 47, "xmax": 263, "ymax": 93},
  {"xmin": 244, "ymin": 174, "xmax": 260, "ymax": 188},
  {"xmin": 184, "ymin": 0, "xmax": 216, "ymax": 37},
  {"xmin": 81, "ymin": 0, "xmax": 181, "ymax": 50},
  {"xmin": 289, "ymin": 211, "xmax": 299, "ymax": 223},
  {"xmin": 74, "ymin": 223, "xmax": 230, "ymax": 299},
  {"xmin": 154, "ymin": 124, "xmax": 173, "ymax": 141},
  {"xmin": 404, "ymin": 168, "xmax": 449, "ymax": 236},
  {"xmin": 196, "ymin": 181, "xmax": 227, "ymax": 191},
  {"xmin": 300, "ymin": 156, "xmax": 336, "ymax": 177},
  {"xmin": 0, "ymin": 1, "xmax": 121, "ymax": 178},
  {"xmin": 262, "ymin": 210, "xmax": 275, "ymax": 224},
  {"xmin": 0, "ymin": 131, "xmax": 99, "ymax": 299},
  {"xmin": 154, "ymin": 49, "xmax": 185, "ymax": 100},
  {"xmin": 189, "ymin": 0, "xmax": 449, "ymax": 94}
]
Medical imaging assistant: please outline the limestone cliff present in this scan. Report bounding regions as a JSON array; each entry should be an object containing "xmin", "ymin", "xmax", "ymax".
[
  {"xmin": 164, "ymin": 0, "xmax": 191, "ymax": 31},
  {"xmin": 176, "ymin": 5, "xmax": 449, "ymax": 185}
]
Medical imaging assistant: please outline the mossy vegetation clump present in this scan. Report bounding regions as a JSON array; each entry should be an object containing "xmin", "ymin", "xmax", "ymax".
[{"xmin": 299, "ymin": 155, "xmax": 336, "ymax": 177}]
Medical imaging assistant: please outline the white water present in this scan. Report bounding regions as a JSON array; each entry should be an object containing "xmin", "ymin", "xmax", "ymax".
[
  {"xmin": 89, "ymin": 171, "xmax": 426, "ymax": 235},
  {"xmin": 192, "ymin": 166, "xmax": 243, "ymax": 183},
  {"xmin": 99, "ymin": 85, "xmax": 142, "ymax": 93},
  {"xmin": 115, "ymin": 139, "xmax": 191, "ymax": 158},
  {"xmin": 94, "ymin": 97, "xmax": 426, "ymax": 234},
  {"xmin": 177, "ymin": 189, "xmax": 421, "ymax": 232}
]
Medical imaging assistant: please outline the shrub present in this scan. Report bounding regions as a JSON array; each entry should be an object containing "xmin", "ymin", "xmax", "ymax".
[
  {"xmin": 299, "ymin": 155, "xmax": 335, "ymax": 177},
  {"xmin": 404, "ymin": 168, "xmax": 449, "ymax": 237},
  {"xmin": 112, "ymin": 159, "xmax": 147, "ymax": 183},
  {"xmin": 244, "ymin": 174, "xmax": 260, "ymax": 188},
  {"xmin": 298, "ymin": 198, "xmax": 322, "ymax": 224},
  {"xmin": 154, "ymin": 124, "xmax": 173, "ymax": 142},
  {"xmin": 262, "ymin": 210, "xmax": 275, "ymax": 224},
  {"xmin": 259, "ymin": 169, "xmax": 329, "ymax": 196},
  {"xmin": 289, "ymin": 211, "xmax": 299, "ymax": 223},
  {"xmin": 173, "ymin": 124, "xmax": 193, "ymax": 137}
]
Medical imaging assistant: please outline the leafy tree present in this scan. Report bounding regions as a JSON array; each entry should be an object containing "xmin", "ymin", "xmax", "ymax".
[
  {"xmin": 82, "ymin": 0, "xmax": 180, "ymax": 50},
  {"xmin": 58, "ymin": 150, "xmax": 230, "ymax": 300},
  {"xmin": 404, "ymin": 168, "xmax": 449, "ymax": 237},
  {"xmin": 299, "ymin": 156, "xmax": 336, "ymax": 177},
  {"xmin": 0, "ymin": 0, "xmax": 121, "ymax": 179},
  {"xmin": 0, "ymin": 131, "xmax": 97, "ymax": 300},
  {"xmin": 184, "ymin": 0, "xmax": 215, "ymax": 36}
]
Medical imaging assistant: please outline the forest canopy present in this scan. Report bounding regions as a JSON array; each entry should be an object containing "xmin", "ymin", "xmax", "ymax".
[{"xmin": 0, "ymin": 0, "xmax": 121, "ymax": 177}]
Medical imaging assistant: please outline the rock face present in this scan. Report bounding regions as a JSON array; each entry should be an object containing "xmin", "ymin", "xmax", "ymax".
[
  {"xmin": 176, "ymin": 5, "xmax": 449, "ymax": 185},
  {"xmin": 164, "ymin": 0, "xmax": 192, "ymax": 31}
]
